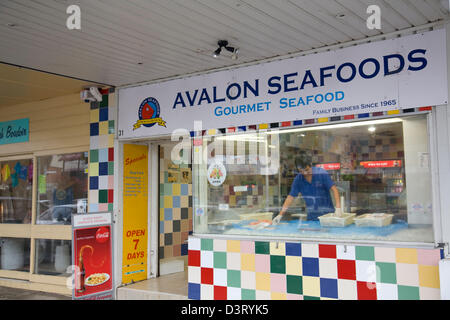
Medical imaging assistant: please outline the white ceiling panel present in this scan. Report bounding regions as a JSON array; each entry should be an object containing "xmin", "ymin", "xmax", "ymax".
[{"xmin": 0, "ymin": 0, "xmax": 448, "ymax": 88}]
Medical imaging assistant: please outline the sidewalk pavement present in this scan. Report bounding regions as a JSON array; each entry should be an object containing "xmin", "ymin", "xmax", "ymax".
[{"xmin": 0, "ymin": 286, "xmax": 71, "ymax": 300}]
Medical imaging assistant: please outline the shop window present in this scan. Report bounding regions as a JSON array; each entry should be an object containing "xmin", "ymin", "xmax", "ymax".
[
  {"xmin": 36, "ymin": 152, "xmax": 88, "ymax": 225},
  {"xmin": 0, "ymin": 237, "xmax": 30, "ymax": 272},
  {"xmin": 193, "ymin": 114, "xmax": 434, "ymax": 243},
  {"xmin": 34, "ymin": 239, "xmax": 72, "ymax": 276},
  {"xmin": 0, "ymin": 158, "xmax": 33, "ymax": 224}
]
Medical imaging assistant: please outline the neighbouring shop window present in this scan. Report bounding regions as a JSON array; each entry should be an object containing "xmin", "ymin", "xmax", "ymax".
[
  {"xmin": 193, "ymin": 114, "xmax": 434, "ymax": 243},
  {"xmin": 34, "ymin": 239, "xmax": 71, "ymax": 276},
  {"xmin": 0, "ymin": 237, "xmax": 30, "ymax": 272},
  {"xmin": 36, "ymin": 152, "xmax": 88, "ymax": 225},
  {"xmin": 0, "ymin": 158, "xmax": 33, "ymax": 224}
]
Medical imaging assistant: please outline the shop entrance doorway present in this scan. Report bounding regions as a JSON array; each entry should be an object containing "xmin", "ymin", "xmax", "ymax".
[{"xmin": 158, "ymin": 141, "xmax": 192, "ymax": 276}]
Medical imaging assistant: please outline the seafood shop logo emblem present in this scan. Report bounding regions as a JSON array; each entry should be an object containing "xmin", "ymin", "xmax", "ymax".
[
  {"xmin": 133, "ymin": 97, "xmax": 166, "ymax": 130},
  {"xmin": 207, "ymin": 161, "xmax": 226, "ymax": 187}
]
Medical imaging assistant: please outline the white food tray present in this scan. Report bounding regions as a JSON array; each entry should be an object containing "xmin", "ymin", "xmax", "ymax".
[
  {"xmin": 354, "ymin": 213, "xmax": 394, "ymax": 227},
  {"xmin": 319, "ymin": 213, "xmax": 356, "ymax": 227}
]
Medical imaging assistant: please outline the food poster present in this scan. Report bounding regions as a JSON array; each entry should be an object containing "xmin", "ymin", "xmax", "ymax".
[
  {"xmin": 122, "ymin": 144, "xmax": 148, "ymax": 284},
  {"xmin": 72, "ymin": 213, "xmax": 113, "ymax": 300}
]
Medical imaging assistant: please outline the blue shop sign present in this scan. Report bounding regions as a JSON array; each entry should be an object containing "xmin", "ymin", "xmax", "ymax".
[{"xmin": 0, "ymin": 118, "xmax": 29, "ymax": 145}]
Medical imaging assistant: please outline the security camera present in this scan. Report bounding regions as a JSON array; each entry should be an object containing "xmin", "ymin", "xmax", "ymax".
[
  {"xmin": 80, "ymin": 87, "xmax": 103, "ymax": 103},
  {"xmin": 89, "ymin": 87, "xmax": 103, "ymax": 102}
]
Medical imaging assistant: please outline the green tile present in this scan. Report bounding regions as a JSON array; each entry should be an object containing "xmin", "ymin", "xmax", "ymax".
[
  {"xmin": 214, "ymin": 252, "xmax": 227, "ymax": 269},
  {"xmin": 108, "ymin": 161, "xmax": 114, "ymax": 175},
  {"xmin": 355, "ymin": 246, "xmax": 375, "ymax": 261},
  {"xmin": 164, "ymin": 183, "xmax": 172, "ymax": 195},
  {"xmin": 90, "ymin": 149, "xmax": 99, "ymax": 163},
  {"xmin": 304, "ymin": 295, "xmax": 320, "ymax": 300},
  {"xmin": 398, "ymin": 285, "xmax": 420, "ymax": 300},
  {"xmin": 99, "ymin": 190, "xmax": 108, "ymax": 203},
  {"xmin": 108, "ymin": 120, "xmax": 115, "ymax": 134},
  {"xmin": 227, "ymin": 270, "xmax": 241, "ymax": 288},
  {"xmin": 100, "ymin": 94, "xmax": 109, "ymax": 108},
  {"xmin": 241, "ymin": 289, "xmax": 255, "ymax": 300},
  {"xmin": 270, "ymin": 255, "xmax": 286, "ymax": 274},
  {"xmin": 255, "ymin": 242, "xmax": 270, "ymax": 254},
  {"xmin": 286, "ymin": 275, "xmax": 302, "ymax": 295},
  {"xmin": 376, "ymin": 262, "xmax": 397, "ymax": 284},
  {"xmin": 201, "ymin": 238, "xmax": 213, "ymax": 251},
  {"xmin": 108, "ymin": 203, "xmax": 114, "ymax": 212}
]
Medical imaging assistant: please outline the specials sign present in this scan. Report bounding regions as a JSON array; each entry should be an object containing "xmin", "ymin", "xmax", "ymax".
[{"xmin": 118, "ymin": 29, "xmax": 447, "ymax": 139}]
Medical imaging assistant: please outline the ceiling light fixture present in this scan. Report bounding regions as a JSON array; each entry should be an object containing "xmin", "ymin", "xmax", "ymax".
[{"xmin": 213, "ymin": 40, "xmax": 239, "ymax": 60}]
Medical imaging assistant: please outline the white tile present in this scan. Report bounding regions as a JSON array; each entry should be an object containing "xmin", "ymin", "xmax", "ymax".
[
  {"xmin": 188, "ymin": 237, "xmax": 201, "ymax": 250},
  {"xmin": 241, "ymin": 271, "xmax": 256, "ymax": 290},
  {"xmin": 188, "ymin": 266, "xmax": 201, "ymax": 284},
  {"xmin": 376, "ymin": 283, "xmax": 398, "ymax": 300},
  {"xmin": 301, "ymin": 243, "xmax": 318, "ymax": 257},
  {"xmin": 336, "ymin": 244, "xmax": 355, "ymax": 260},
  {"xmin": 98, "ymin": 175, "xmax": 108, "ymax": 189},
  {"xmin": 255, "ymin": 290, "xmax": 271, "ymax": 300},
  {"xmin": 200, "ymin": 250, "xmax": 213, "ymax": 268},
  {"xmin": 356, "ymin": 260, "xmax": 377, "ymax": 282},
  {"xmin": 200, "ymin": 284, "xmax": 214, "ymax": 300},
  {"xmin": 227, "ymin": 287, "xmax": 242, "ymax": 300},
  {"xmin": 227, "ymin": 252, "xmax": 241, "ymax": 270},
  {"xmin": 337, "ymin": 279, "xmax": 357, "ymax": 300},
  {"xmin": 213, "ymin": 268, "xmax": 227, "ymax": 286},
  {"xmin": 213, "ymin": 239, "xmax": 227, "ymax": 252},
  {"xmin": 319, "ymin": 258, "xmax": 337, "ymax": 279}
]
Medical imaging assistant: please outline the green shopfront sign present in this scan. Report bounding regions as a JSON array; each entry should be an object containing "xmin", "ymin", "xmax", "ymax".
[{"xmin": 0, "ymin": 118, "xmax": 29, "ymax": 145}]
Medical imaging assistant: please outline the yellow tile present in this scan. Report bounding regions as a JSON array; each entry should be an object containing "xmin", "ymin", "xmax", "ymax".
[
  {"xmin": 419, "ymin": 265, "xmax": 440, "ymax": 288},
  {"xmin": 271, "ymin": 292, "xmax": 286, "ymax": 300},
  {"xmin": 159, "ymin": 208, "xmax": 164, "ymax": 221},
  {"xmin": 89, "ymin": 163, "xmax": 99, "ymax": 176},
  {"xmin": 164, "ymin": 220, "xmax": 173, "ymax": 233},
  {"xmin": 270, "ymin": 242, "xmax": 285, "ymax": 255},
  {"xmin": 387, "ymin": 110, "xmax": 400, "ymax": 115},
  {"xmin": 172, "ymin": 184, "xmax": 181, "ymax": 196},
  {"xmin": 286, "ymin": 256, "xmax": 302, "ymax": 275},
  {"xmin": 208, "ymin": 129, "xmax": 216, "ymax": 136},
  {"xmin": 164, "ymin": 196, "xmax": 173, "ymax": 208},
  {"xmin": 241, "ymin": 253, "xmax": 255, "ymax": 271},
  {"xmin": 227, "ymin": 240, "xmax": 241, "ymax": 252},
  {"xmin": 259, "ymin": 123, "xmax": 269, "ymax": 130},
  {"xmin": 108, "ymin": 134, "xmax": 114, "ymax": 148},
  {"xmin": 302, "ymin": 276, "xmax": 320, "ymax": 297},
  {"xmin": 396, "ymin": 248, "xmax": 418, "ymax": 264},
  {"xmin": 99, "ymin": 121, "xmax": 108, "ymax": 135},
  {"xmin": 90, "ymin": 109, "xmax": 99, "ymax": 123},
  {"xmin": 172, "ymin": 208, "xmax": 181, "ymax": 220},
  {"xmin": 255, "ymin": 273, "xmax": 271, "ymax": 291},
  {"xmin": 318, "ymin": 117, "xmax": 329, "ymax": 123}
]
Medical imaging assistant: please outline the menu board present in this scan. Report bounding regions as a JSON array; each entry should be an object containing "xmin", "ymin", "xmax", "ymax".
[{"xmin": 122, "ymin": 144, "xmax": 148, "ymax": 284}]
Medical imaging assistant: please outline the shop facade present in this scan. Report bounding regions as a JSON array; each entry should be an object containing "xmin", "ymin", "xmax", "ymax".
[
  {"xmin": 113, "ymin": 26, "xmax": 450, "ymax": 300},
  {"xmin": 0, "ymin": 92, "xmax": 95, "ymax": 295}
]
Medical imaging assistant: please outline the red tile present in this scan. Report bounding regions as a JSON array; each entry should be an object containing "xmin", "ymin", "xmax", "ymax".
[
  {"xmin": 201, "ymin": 268, "xmax": 214, "ymax": 285},
  {"xmin": 419, "ymin": 106, "xmax": 432, "ymax": 111},
  {"xmin": 357, "ymin": 281, "xmax": 377, "ymax": 300},
  {"xmin": 337, "ymin": 259, "xmax": 356, "ymax": 280},
  {"xmin": 188, "ymin": 250, "xmax": 200, "ymax": 267},
  {"xmin": 108, "ymin": 189, "xmax": 114, "ymax": 203},
  {"xmin": 344, "ymin": 115, "xmax": 355, "ymax": 120},
  {"xmin": 281, "ymin": 121, "xmax": 291, "ymax": 127},
  {"xmin": 108, "ymin": 148, "xmax": 114, "ymax": 161},
  {"xmin": 214, "ymin": 286, "xmax": 227, "ymax": 300},
  {"xmin": 319, "ymin": 244, "xmax": 336, "ymax": 259}
]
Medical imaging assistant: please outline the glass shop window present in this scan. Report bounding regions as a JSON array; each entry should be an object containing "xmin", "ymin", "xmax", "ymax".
[
  {"xmin": 36, "ymin": 152, "xmax": 88, "ymax": 225},
  {"xmin": 0, "ymin": 237, "xmax": 31, "ymax": 272},
  {"xmin": 0, "ymin": 158, "xmax": 33, "ymax": 224},
  {"xmin": 193, "ymin": 114, "xmax": 434, "ymax": 243},
  {"xmin": 34, "ymin": 239, "xmax": 72, "ymax": 276}
]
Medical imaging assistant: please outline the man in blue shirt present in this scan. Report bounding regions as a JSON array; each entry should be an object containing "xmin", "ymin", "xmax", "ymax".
[{"xmin": 273, "ymin": 151, "xmax": 341, "ymax": 224}]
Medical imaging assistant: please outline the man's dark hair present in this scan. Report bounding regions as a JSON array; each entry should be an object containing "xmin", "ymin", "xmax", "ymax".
[{"xmin": 295, "ymin": 151, "xmax": 313, "ymax": 169}]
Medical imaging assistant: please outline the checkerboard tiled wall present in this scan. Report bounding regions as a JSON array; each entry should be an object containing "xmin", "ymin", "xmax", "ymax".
[
  {"xmin": 188, "ymin": 237, "xmax": 442, "ymax": 300},
  {"xmin": 159, "ymin": 146, "xmax": 193, "ymax": 259},
  {"xmin": 89, "ymin": 88, "xmax": 115, "ymax": 212}
]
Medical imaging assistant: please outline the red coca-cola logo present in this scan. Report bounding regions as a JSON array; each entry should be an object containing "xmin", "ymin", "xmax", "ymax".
[{"xmin": 96, "ymin": 227, "xmax": 110, "ymax": 243}]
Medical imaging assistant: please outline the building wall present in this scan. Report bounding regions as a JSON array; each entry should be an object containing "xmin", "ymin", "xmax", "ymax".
[
  {"xmin": 188, "ymin": 237, "xmax": 442, "ymax": 300},
  {"xmin": 0, "ymin": 93, "xmax": 90, "ymax": 156}
]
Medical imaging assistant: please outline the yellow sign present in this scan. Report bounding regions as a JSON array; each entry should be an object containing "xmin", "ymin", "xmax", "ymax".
[
  {"xmin": 122, "ymin": 144, "xmax": 149, "ymax": 284},
  {"xmin": 133, "ymin": 118, "xmax": 166, "ymax": 130}
]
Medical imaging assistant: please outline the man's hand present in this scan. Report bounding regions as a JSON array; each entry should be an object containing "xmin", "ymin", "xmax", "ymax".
[{"xmin": 272, "ymin": 214, "xmax": 282, "ymax": 225}]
